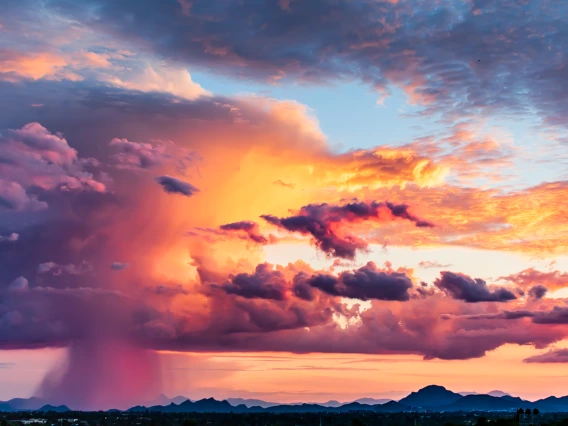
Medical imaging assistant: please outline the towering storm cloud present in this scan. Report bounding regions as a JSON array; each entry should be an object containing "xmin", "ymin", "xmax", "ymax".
[{"xmin": 2, "ymin": 0, "xmax": 568, "ymax": 407}]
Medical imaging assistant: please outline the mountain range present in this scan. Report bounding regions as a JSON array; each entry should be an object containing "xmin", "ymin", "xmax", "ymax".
[{"xmin": 3, "ymin": 385, "xmax": 568, "ymax": 413}]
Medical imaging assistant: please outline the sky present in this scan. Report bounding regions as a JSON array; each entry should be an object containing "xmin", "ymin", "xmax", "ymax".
[{"xmin": 1, "ymin": 0, "xmax": 568, "ymax": 410}]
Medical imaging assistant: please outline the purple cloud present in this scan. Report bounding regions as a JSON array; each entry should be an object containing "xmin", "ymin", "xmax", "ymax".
[
  {"xmin": 0, "ymin": 122, "xmax": 106, "ymax": 211},
  {"xmin": 38, "ymin": 0, "xmax": 568, "ymax": 129},
  {"xmin": 262, "ymin": 201, "xmax": 433, "ymax": 259},
  {"xmin": 111, "ymin": 262, "xmax": 129, "ymax": 271},
  {"xmin": 524, "ymin": 349, "xmax": 568, "ymax": 363},
  {"xmin": 434, "ymin": 271, "xmax": 517, "ymax": 303},
  {"xmin": 0, "ymin": 232, "xmax": 19, "ymax": 242},
  {"xmin": 109, "ymin": 138, "xmax": 167, "ymax": 169},
  {"xmin": 528, "ymin": 284, "xmax": 548, "ymax": 300},
  {"xmin": 218, "ymin": 221, "xmax": 270, "ymax": 244},
  {"xmin": 295, "ymin": 262, "xmax": 413, "ymax": 302},
  {"xmin": 155, "ymin": 175, "xmax": 199, "ymax": 196},
  {"xmin": 214, "ymin": 263, "xmax": 288, "ymax": 301}
]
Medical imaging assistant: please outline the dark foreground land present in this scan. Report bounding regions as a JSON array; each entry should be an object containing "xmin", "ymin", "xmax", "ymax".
[{"xmin": 4, "ymin": 411, "xmax": 568, "ymax": 426}]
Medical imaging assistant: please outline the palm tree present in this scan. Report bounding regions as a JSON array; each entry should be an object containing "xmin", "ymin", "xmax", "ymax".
[
  {"xmin": 517, "ymin": 408, "xmax": 524, "ymax": 422},
  {"xmin": 532, "ymin": 408, "xmax": 540, "ymax": 425},
  {"xmin": 524, "ymin": 408, "xmax": 532, "ymax": 425}
]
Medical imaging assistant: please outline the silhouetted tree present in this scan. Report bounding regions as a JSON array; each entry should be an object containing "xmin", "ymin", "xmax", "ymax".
[
  {"xmin": 182, "ymin": 420, "xmax": 197, "ymax": 426},
  {"xmin": 351, "ymin": 419, "xmax": 366, "ymax": 426},
  {"xmin": 476, "ymin": 416, "xmax": 488, "ymax": 426},
  {"xmin": 1, "ymin": 417, "xmax": 7, "ymax": 426},
  {"xmin": 533, "ymin": 408, "xmax": 540, "ymax": 416}
]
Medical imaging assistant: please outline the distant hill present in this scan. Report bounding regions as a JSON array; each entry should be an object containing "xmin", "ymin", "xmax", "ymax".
[
  {"xmin": 488, "ymin": 391, "xmax": 511, "ymax": 398},
  {"xmin": 351, "ymin": 398, "xmax": 392, "ymax": 405},
  {"xmin": 442, "ymin": 394, "xmax": 518, "ymax": 412},
  {"xmin": 533, "ymin": 396, "xmax": 568, "ymax": 412},
  {"xmin": 6, "ymin": 385, "xmax": 568, "ymax": 414},
  {"xmin": 460, "ymin": 390, "xmax": 511, "ymax": 398},
  {"xmin": 145, "ymin": 394, "xmax": 189, "ymax": 407},
  {"xmin": 398, "ymin": 385, "xmax": 462, "ymax": 408},
  {"xmin": 374, "ymin": 401, "xmax": 410, "ymax": 412},
  {"xmin": 130, "ymin": 398, "xmax": 260, "ymax": 414},
  {"xmin": 38, "ymin": 405, "xmax": 70, "ymax": 413},
  {"xmin": 500, "ymin": 395, "xmax": 528, "ymax": 405},
  {"xmin": 226, "ymin": 398, "xmax": 279, "ymax": 408},
  {"xmin": 319, "ymin": 400, "xmax": 342, "ymax": 407},
  {"xmin": 266, "ymin": 403, "xmax": 330, "ymax": 413},
  {"xmin": 0, "ymin": 398, "xmax": 47, "ymax": 412}
]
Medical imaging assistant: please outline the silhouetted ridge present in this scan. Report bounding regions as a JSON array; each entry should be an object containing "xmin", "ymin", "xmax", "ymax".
[
  {"xmin": 443, "ymin": 395, "xmax": 518, "ymax": 411},
  {"xmin": 37, "ymin": 404, "xmax": 70, "ymax": 412},
  {"xmin": 6, "ymin": 385, "xmax": 568, "ymax": 413},
  {"xmin": 398, "ymin": 385, "xmax": 462, "ymax": 408}
]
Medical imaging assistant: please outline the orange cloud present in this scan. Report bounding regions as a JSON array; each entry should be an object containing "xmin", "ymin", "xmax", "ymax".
[{"xmin": 0, "ymin": 50, "xmax": 69, "ymax": 81}]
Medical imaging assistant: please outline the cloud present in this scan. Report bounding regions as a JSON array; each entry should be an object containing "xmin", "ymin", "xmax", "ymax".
[
  {"xmin": 434, "ymin": 271, "xmax": 517, "ymax": 303},
  {"xmin": 37, "ymin": 261, "xmax": 92, "ymax": 276},
  {"xmin": 262, "ymin": 201, "xmax": 433, "ymax": 259},
  {"xmin": 104, "ymin": 65, "xmax": 209, "ymax": 101},
  {"xmin": 155, "ymin": 175, "xmax": 199, "ymax": 196},
  {"xmin": 219, "ymin": 221, "xmax": 270, "ymax": 244},
  {"xmin": 0, "ymin": 122, "xmax": 106, "ymax": 211},
  {"xmin": 8, "ymin": 276, "xmax": 29, "ymax": 292},
  {"xmin": 295, "ymin": 262, "xmax": 413, "ymax": 302},
  {"xmin": 528, "ymin": 285, "xmax": 548, "ymax": 300},
  {"xmin": 446, "ymin": 310, "xmax": 536, "ymax": 321},
  {"xmin": 0, "ymin": 50, "xmax": 71, "ymax": 81},
  {"xmin": 499, "ymin": 268, "xmax": 568, "ymax": 291},
  {"xmin": 1, "ymin": 75, "xmax": 568, "ymax": 404},
  {"xmin": 418, "ymin": 260, "xmax": 452, "ymax": 269},
  {"xmin": 109, "ymin": 138, "xmax": 168, "ymax": 169},
  {"xmin": 212, "ymin": 261, "xmax": 413, "ymax": 303},
  {"xmin": 111, "ymin": 262, "xmax": 129, "ymax": 271},
  {"xmin": 39, "ymin": 0, "xmax": 568, "ymax": 129},
  {"xmin": 524, "ymin": 349, "xmax": 568, "ymax": 364},
  {"xmin": 453, "ymin": 306, "xmax": 568, "ymax": 325},
  {"xmin": 273, "ymin": 179, "xmax": 295, "ymax": 189},
  {"xmin": 214, "ymin": 263, "xmax": 288, "ymax": 301},
  {"xmin": 532, "ymin": 306, "xmax": 568, "ymax": 324},
  {"xmin": 0, "ymin": 232, "xmax": 19, "ymax": 242},
  {"xmin": 0, "ymin": 181, "xmax": 47, "ymax": 211}
]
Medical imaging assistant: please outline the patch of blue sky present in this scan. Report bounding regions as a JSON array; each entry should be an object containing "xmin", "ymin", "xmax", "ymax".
[
  {"xmin": 191, "ymin": 70, "xmax": 567, "ymax": 188},
  {"xmin": 190, "ymin": 70, "xmax": 441, "ymax": 151}
]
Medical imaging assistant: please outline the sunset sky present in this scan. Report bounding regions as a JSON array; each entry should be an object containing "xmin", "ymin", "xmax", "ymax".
[{"xmin": 1, "ymin": 0, "xmax": 568, "ymax": 410}]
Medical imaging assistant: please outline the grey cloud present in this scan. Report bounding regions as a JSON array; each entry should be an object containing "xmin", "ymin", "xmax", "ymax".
[
  {"xmin": 111, "ymin": 262, "xmax": 129, "ymax": 271},
  {"xmin": 37, "ymin": 0, "xmax": 568, "ymax": 128},
  {"xmin": 434, "ymin": 271, "xmax": 517, "ymax": 303},
  {"xmin": 155, "ymin": 175, "xmax": 199, "ymax": 196}
]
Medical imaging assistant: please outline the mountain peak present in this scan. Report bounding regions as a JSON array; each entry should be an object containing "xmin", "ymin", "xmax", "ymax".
[
  {"xmin": 399, "ymin": 384, "xmax": 462, "ymax": 408},
  {"xmin": 419, "ymin": 385, "xmax": 449, "ymax": 392},
  {"xmin": 487, "ymin": 390, "xmax": 510, "ymax": 397}
]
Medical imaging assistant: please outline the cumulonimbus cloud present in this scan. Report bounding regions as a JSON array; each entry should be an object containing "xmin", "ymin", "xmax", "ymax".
[{"xmin": 0, "ymin": 76, "xmax": 567, "ymax": 408}]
